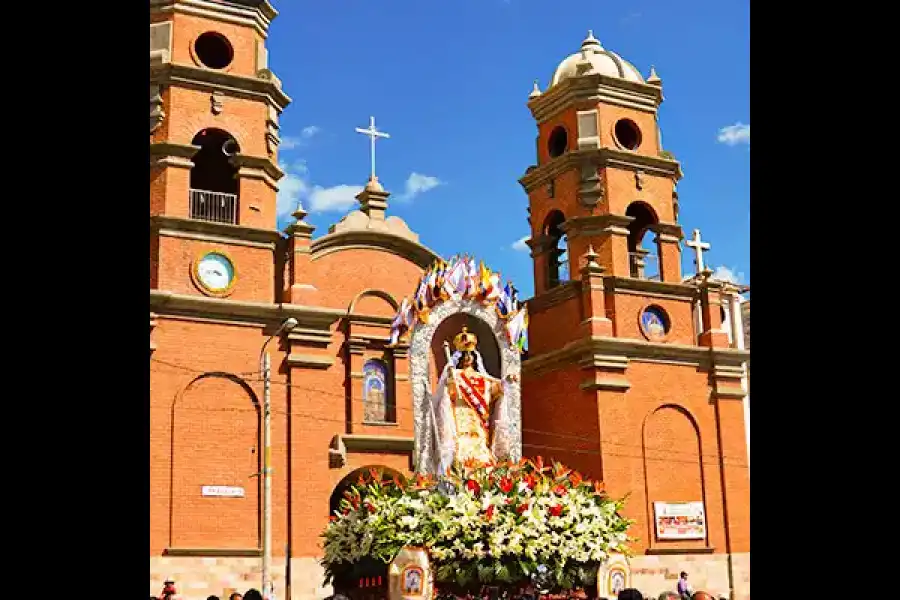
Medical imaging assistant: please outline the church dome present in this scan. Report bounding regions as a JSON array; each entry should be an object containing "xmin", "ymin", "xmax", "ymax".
[{"xmin": 549, "ymin": 31, "xmax": 645, "ymax": 88}]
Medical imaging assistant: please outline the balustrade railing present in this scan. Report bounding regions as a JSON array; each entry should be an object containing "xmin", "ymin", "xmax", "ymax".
[
  {"xmin": 189, "ymin": 189, "xmax": 237, "ymax": 224},
  {"xmin": 629, "ymin": 251, "xmax": 660, "ymax": 281}
]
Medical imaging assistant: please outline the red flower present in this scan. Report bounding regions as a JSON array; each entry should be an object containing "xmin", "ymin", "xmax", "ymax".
[
  {"xmin": 516, "ymin": 503, "xmax": 530, "ymax": 515},
  {"xmin": 328, "ymin": 515, "xmax": 337, "ymax": 522},
  {"xmin": 498, "ymin": 476, "xmax": 514, "ymax": 494},
  {"xmin": 553, "ymin": 484, "xmax": 568, "ymax": 497},
  {"xmin": 465, "ymin": 479, "xmax": 481, "ymax": 496},
  {"xmin": 485, "ymin": 505, "xmax": 495, "ymax": 521},
  {"xmin": 342, "ymin": 507, "xmax": 349, "ymax": 515},
  {"xmin": 366, "ymin": 502, "xmax": 376, "ymax": 514},
  {"xmin": 523, "ymin": 474, "xmax": 538, "ymax": 490},
  {"xmin": 549, "ymin": 504, "xmax": 563, "ymax": 517},
  {"xmin": 569, "ymin": 471, "xmax": 583, "ymax": 488}
]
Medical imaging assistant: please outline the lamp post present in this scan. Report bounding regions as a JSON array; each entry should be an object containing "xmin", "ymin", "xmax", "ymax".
[{"xmin": 259, "ymin": 317, "xmax": 298, "ymax": 600}]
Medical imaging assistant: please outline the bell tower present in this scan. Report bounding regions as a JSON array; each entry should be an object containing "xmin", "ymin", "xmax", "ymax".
[
  {"xmin": 150, "ymin": 0, "xmax": 290, "ymax": 302},
  {"xmin": 520, "ymin": 32, "xmax": 750, "ymax": 599},
  {"xmin": 522, "ymin": 31, "xmax": 683, "ymax": 295}
]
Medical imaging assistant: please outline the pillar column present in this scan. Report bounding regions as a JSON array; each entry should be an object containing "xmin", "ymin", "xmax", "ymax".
[
  {"xmin": 149, "ymin": 142, "xmax": 198, "ymax": 218},
  {"xmin": 578, "ymin": 246, "xmax": 613, "ymax": 338},
  {"xmin": 285, "ymin": 205, "xmax": 317, "ymax": 305},
  {"xmin": 653, "ymin": 222, "xmax": 683, "ymax": 283},
  {"xmin": 698, "ymin": 269, "xmax": 730, "ymax": 348},
  {"xmin": 528, "ymin": 233, "xmax": 555, "ymax": 295}
]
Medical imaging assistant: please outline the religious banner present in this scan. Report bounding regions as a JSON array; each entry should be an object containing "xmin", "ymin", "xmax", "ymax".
[
  {"xmin": 388, "ymin": 256, "xmax": 528, "ymax": 353},
  {"xmin": 653, "ymin": 501, "xmax": 706, "ymax": 540}
]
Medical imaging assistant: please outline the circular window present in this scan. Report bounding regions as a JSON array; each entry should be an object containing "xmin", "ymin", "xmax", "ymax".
[
  {"xmin": 639, "ymin": 305, "xmax": 670, "ymax": 342},
  {"xmin": 614, "ymin": 119, "xmax": 642, "ymax": 151},
  {"xmin": 547, "ymin": 126, "xmax": 568, "ymax": 159},
  {"xmin": 194, "ymin": 32, "xmax": 234, "ymax": 70}
]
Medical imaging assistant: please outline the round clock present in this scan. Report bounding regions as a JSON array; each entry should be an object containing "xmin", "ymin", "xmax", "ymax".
[{"xmin": 194, "ymin": 251, "xmax": 236, "ymax": 295}]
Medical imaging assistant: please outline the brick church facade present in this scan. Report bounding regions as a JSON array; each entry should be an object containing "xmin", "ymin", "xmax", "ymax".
[{"xmin": 149, "ymin": 2, "xmax": 750, "ymax": 599}]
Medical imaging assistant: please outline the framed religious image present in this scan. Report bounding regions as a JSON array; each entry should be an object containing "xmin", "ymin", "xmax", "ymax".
[
  {"xmin": 597, "ymin": 554, "xmax": 631, "ymax": 598},
  {"xmin": 401, "ymin": 565, "xmax": 423, "ymax": 596},
  {"xmin": 654, "ymin": 501, "xmax": 707, "ymax": 540},
  {"xmin": 608, "ymin": 566, "xmax": 627, "ymax": 596},
  {"xmin": 639, "ymin": 305, "xmax": 670, "ymax": 342}
]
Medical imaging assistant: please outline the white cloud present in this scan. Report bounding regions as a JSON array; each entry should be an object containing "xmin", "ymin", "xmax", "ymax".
[
  {"xmin": 277, "ymin": 162, "xmax": 442, "ymax": 220},
  {"xmin": 711, "ymin": 265, "xmax": 745, "ymax": 284},
  {"xmin": 280, "ymin": 125, "xmax": 321, "ymax": 151},
  {"xmin": 717, "ymin": 123, "xmax": 750, "ymax": 146},
  {"xmin": 308, "ymin": 184, "xmax": 365, "ymax": 213},
  {"xmin": 276, "ymin": 161, "xmax": 310, "ymax": 218},
  {"xmin": 511, "ymin": 236, "xmax": 530, "ymax": 252},
  {"xmin": 398, "ymin": 172, "xmax": 443, "ymax": 201},
  {"xmin": 276, "ymin": 160, "xmax": 364, "ymax": 217},
  {"xmin": 301, "ymin": 125, "xmax": 320, "ymax": 139}
]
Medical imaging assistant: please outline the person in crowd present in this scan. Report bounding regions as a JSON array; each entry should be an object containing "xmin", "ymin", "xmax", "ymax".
[
  {"xmin": 677, "ymin": 572, "xmax": 692, "ymax": 599},
  {"xmin": 228, "ymin": 594, "xmax": 243, "ymax": 600},
  {"xmin": 243, "ymin": 590, "xmax": 263, "ymax": 600},
  {"xmin": 658, "ymin": 593, "xmax": 679, "ymax": 600},
  {"xmin": 158, "ymin": 579, "xmax": 180, "ymax": 600},
  {"xmin": 690, "ymin": 593, "xmax": 713, "ymax": 600},
  {"xmin": 618, "ymin": 590, "xmax": 643, "ymax": 600},
  {"xmin": 206, "ymin": 596, "xmax": 220, "ymax": 600}
]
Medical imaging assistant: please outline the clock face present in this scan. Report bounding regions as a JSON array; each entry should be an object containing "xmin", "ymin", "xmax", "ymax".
[{"xmin": 195, "ymin": 252, "xmax": 235, "ymax": 293}]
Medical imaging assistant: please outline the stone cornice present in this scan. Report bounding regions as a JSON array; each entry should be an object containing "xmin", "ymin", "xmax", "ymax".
[
  {"xmin": 150, "ymin": 215, "xmax": 283, "ymax": 248},
  {"xmin": 150, "ymin": 0, "xmax": 277, "ymax": 38},
  {"xmin": 527, "ymin": 74, "xmax": 663, "ymax": 123},
  {"xmin": 528, "ymin": 281, "xmax": 581, "ymax": 314},
  {"xmin": 150, "ymin": 63, "xmax": 291, "ymax": 112},
  {"xmin": 561, "ymin": 214, "xmax": 634, "ymax": 238},
  {"xmin": 523, "ymin": 335, "xmax": 750, "ymax": 376},
  {"xmin": 605, "ymin": 276, "xmax": 698, "ymax": 300},
  {"xmin": 150, "ymin": 142, "xmax": 199, "ymax": 169},
  {"xmin": 230, "ymin": 154, "xmax": 285, "ymax": 182},
  {"xmin": 149, "ymin": 290, "xmax": 344, "ymax": 331},
  {"xmin": 519, "ymin": 148, "xmax": 681, "ymax": 193},
  {"xmin": 311, "ymin": 230, "xmax": 440, "ymax": 270},
  {"xmin": 328, "ymin": 433, "xmax": 415, "ymax": 468}
]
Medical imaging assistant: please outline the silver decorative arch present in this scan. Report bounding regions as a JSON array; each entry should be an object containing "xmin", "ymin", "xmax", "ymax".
[{"xmin": 408, "ymin": 298, "xmax": 522, "ymax": 473}]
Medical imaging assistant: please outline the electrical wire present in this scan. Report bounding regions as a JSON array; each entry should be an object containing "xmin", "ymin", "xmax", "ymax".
[{"xmin": 150, "ymin": 358, "xmax": 749, "ymax": 469}]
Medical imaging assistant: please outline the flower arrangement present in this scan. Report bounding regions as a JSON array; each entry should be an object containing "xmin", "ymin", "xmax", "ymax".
[{"xmin": 322, "ymin": 458, "xmax": 634, "ymax": 593}]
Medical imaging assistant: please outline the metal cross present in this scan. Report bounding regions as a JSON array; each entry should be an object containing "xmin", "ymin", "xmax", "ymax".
[
  {"xmin": 355, "ymin": 116, "xmax": 390, "ymax": 181},
  {"xmin": 685, "ymin": 228, "xmax": 711, "ymax": 275}
]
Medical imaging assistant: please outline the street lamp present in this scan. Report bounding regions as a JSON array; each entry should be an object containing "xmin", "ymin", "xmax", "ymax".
[{"xmin": 259, "ymin": 316, "xmax": 298, "ymax": 600}]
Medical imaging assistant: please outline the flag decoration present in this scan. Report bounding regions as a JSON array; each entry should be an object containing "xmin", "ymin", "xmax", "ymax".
[{"xmin": 389, "ymin": 256, "xmax": 528, "ymax": 353}]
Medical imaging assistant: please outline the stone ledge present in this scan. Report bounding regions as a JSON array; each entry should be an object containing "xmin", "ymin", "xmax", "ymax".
[
  {"xmin": 149, "ymin": 290, "xmax": 344, "ymax": 333},
  {"xmin": 329, "ymin": 433, "xmax": 415, "ymax": 468},
  {"xmin": 150, "ymin": 215, "xmax": 283, "ymax": 246},
  {"xmin": 150, "ymin": 62, "xmax": 291, "ymax": 110},
  {"xmin": 164, "ymin": 547, "xmax": 261, "ymax": 557},
  {"xmin": 645, "ymin": 546, "xmax": 716, "ymax": 555},
  {"xmin": 286, "ymin": 354, "xmax": 334, "ymax": 369}
]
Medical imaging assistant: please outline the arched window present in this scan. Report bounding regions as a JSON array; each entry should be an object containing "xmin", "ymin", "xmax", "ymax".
[
  {"xmin": 625, "ymin": 202, "xmax": 660, "ymax": 280},
  {"xmin": 363, "ymin": 359, "xmax": 394, "ymax": 423},
  {"xmin": 189, "ymin": 128, "xmax": 240, "ymax": 224},
  {"xmin": 544, "ymin": 211, "xmax": 568, "ymax": 289}
]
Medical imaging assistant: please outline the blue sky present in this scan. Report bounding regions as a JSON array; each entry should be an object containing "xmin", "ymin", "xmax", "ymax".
[{"xmin": 268, "ymin": 0, "xmax": 749, "ymax": 299}]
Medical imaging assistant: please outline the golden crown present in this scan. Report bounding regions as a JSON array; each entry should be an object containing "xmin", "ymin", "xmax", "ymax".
[{"xmin": 453, "ymin": 326, "xmax": 478, "ymax": 352}]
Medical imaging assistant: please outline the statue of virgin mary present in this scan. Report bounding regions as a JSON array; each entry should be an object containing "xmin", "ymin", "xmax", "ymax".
[{"xmin": 427, "ymin": 326, "xmax": 517, "ymax": 475}]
